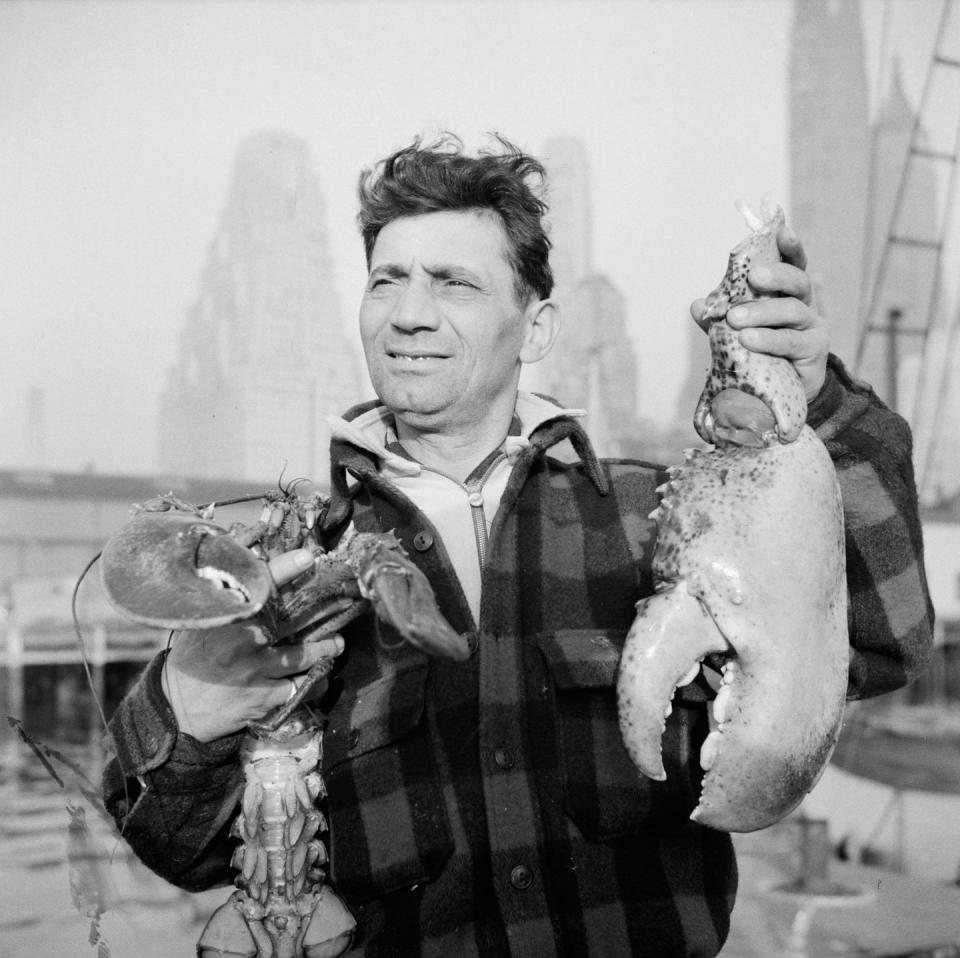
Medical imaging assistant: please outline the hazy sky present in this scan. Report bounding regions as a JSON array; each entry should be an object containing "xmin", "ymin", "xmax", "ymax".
[{"xmin": 0, "ymin": 0, "xmax": 946, "ymax": 476}]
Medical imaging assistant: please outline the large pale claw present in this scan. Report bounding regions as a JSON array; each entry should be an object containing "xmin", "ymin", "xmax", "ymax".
[
  {"xmin": 356, "ymin": 537, "xmax": 469, "ymax": 662},
  {"xmin": 616, "ymin": 582, "xmax": 727, "ymax": 780},
  {"xmin": 100, "ymin": 512, "xmax": 272, "ymax": 629},
  {"xmin": 619, "ymin": 431, "xmax": 848, "ymax": 833}
]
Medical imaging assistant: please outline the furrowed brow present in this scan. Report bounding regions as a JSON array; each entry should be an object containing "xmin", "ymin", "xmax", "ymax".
[
  {"xmin": 369, "ymin": 263, "xmax": 410, "ymax": 279},
  {"xmin": 424, "ymin": 264, "xmax": 481, "ymax": 283}
]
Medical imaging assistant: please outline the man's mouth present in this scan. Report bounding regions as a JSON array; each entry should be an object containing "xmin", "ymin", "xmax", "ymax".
[{"xmin": 387, "ymin": 350, "xmax": 447, "ymax": 362}]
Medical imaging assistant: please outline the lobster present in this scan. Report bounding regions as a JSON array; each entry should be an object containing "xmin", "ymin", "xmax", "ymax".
[{"xmin": 99, "ymin": 489, "xmax": 468, "ymax": 957}]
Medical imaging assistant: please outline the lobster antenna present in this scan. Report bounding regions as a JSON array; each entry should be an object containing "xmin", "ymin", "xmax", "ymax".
[{"xmin": 71, "ymin": 552, "xmax": 113, "ymax": 738}]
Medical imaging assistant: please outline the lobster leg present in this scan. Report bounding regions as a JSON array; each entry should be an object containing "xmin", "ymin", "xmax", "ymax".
[{"xmin": 251, "ymin": 659, "xmax": 336, "ymax": 735}]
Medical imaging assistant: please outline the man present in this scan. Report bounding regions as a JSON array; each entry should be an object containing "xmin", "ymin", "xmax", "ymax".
[{"xmin": 104, "ymin": 135, "xmax": 933, "ymax": 957}]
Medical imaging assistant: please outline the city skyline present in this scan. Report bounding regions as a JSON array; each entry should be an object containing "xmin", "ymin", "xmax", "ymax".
[
  {"xmin": 158, "ymin": 131, "xmax": 363, "ymax": 482},
  {"xmin": 0, "ymin": 1, "xmax": 952, "ymax": 482}
]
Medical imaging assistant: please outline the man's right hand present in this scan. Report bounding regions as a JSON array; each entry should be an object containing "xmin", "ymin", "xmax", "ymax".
[{"xmin": 161, "ymin": 622, "xmax": 344, "ymax": 742}]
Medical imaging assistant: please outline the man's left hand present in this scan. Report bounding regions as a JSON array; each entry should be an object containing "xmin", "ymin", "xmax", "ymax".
[{"xmin": 690, "ymin": 224, "xmax": 829, "ymax": 403}]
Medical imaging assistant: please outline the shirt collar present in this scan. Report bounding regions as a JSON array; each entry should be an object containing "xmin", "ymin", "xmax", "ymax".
[{"xmin": 325, "ymin": 392, "xmax": 586, "ymax": 478}]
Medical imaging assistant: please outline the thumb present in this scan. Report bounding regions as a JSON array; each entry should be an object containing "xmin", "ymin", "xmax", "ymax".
[
  {"xmin": 690, "ymin": 297, "xmax": 710, "ymax": 334},
  {"xmin": 266, "ymin": 548, "xmax": 316, "ymax": 589}
]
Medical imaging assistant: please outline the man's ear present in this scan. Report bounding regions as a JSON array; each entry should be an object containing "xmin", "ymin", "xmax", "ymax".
[{"xmin": 519, "ymin": 299, "xmax": 560, "ymax": 364}]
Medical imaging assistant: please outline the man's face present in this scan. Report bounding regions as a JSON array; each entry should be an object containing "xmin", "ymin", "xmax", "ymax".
[{"xmin": 360, "ymin": 209, "xmax": 533, "ymax": 434}]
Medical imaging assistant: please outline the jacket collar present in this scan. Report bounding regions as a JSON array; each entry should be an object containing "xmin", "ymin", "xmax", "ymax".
[{"xmin": 327, "ymin": 392, "xmax": 609, "ymax": 497}]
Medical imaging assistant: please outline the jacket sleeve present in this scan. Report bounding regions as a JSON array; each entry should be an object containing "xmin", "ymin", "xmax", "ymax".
[
  {"xmin": 807, "ymin": 355, "xmax": 935, "ymax": 699},
  {"xmin": 101, "ymin": 650, "xmax": 244, "ymax": 891}
]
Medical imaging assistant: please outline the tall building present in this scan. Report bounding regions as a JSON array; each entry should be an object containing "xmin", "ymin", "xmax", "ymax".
[
  {"xmin": 158, "ymin": 132, "xmax": 362, "ymax": 484},
  {"xmin": 789, "ymin": 0, "xmax": 871, "ymax": 365},
  {"xmin": 521, "ymin": 137, "xmax": 642, "ymax": 455},
  {"xmin": 674, "ymin": 0, "xmax": 871, "ymax": 432},
  {"xmin": 679, "ymin": 2, "xmax": 947, "ymax": 448},
  {"xmin": 542, "ymin": 137, "xmax": 592, "ymax": 298}
]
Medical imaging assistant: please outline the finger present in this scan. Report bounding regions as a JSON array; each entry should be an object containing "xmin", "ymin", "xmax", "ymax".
[
  {"xmin": 737, "ymin": 326, "xmax": 811, "ymax": 361},
  {"xmin": 302, "ymin": 633, "xmax": 346, "ymax": 660},
  {"xmin": 690, "ymin": 297, "xmax": 709, "ymax": 333},
  {"xmin": 746, "ymin": 262, "xmax": 811, "ymax": 305},
  {"xmin": 727, "ymin": 297, "xmax": 814, "ymax": 332},
  {"xmin": 269, "ymin": 675, "xmax": 300, "ymax": 710},
  {"xmin": 267, "ymin": 548, "xmax": 317, "ymax": 588},
  {"xmin": 261, "ymin": 635, "xmax": 344, "ymax": 678},
  {"xmin": 776, "ymin": 224, "xmax": 807, "ymax": 270}
]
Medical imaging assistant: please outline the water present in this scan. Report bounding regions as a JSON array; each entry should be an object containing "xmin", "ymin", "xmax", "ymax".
[{"xmin": 0, "ymin": 661, "xmax": 226, "ymax": 958}]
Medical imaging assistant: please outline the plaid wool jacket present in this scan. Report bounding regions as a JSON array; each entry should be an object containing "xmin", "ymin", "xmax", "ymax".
[{"xmin": 103, "ymin": 357, "xmax": 933, "ymax": 958}]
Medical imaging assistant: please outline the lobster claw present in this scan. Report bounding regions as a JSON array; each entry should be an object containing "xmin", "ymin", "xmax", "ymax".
[
  {"xmin": 356, "ymin": 536, "xmax": 470, "ymax": 662},
  {"xmin": 100, "ymin": 512, "xmax": 273, "ymax": 630}
]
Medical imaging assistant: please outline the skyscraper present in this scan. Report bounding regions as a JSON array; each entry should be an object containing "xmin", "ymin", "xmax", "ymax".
[
  {"xmin": 522, "ymin": 137, "xmax": 642, "ymax": 455},
  {"xmin": 789, "ymin": 0, "xmax": 871, "ymax": 365},
  {"xmin": 542, "ymin": 137, "xmax": 592, "ymax": 298},
  {"xmin": 158, "ymin": 132, "xmax": 362, "ymax": 484}
]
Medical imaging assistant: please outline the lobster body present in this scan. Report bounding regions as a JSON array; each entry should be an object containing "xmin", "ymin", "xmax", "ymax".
[
  {"xmin": 100, "ymin": 489, "xmax": 467, "ymax": 957},
  {"xmin": 198, "ymin": 716, "xmax": 356, "ymax": 958}
]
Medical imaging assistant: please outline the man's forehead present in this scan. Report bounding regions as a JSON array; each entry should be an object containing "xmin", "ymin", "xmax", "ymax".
[{"xmin": 370, "ymin": 209, "xmax": 511, "ymax": 269}]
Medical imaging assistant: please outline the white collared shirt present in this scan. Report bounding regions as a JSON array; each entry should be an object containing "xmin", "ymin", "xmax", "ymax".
[{"xmin": 327, "ymin": 393, "xmax": 585, "ymax": 623}]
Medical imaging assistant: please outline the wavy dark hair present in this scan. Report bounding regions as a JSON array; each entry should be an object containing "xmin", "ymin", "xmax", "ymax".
[{"xmin": 357, "ymin": 133, "xmax": 554, "ymax": 302}]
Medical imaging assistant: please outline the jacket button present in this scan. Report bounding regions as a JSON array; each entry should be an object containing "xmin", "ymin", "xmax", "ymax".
[
  {"xmin": 412, "ymin": 531, "xmax": 434, "ymax": 551},
  {"xmin": 494, "ymin": 748, "xmax": 514, "ymax": 770},
  {"xmin": 465, "ymin": 632, "xmax": 479, "ymax": 655},
  {"xmin": 510, "ymin": 864, "xmax": 533, "ymax": 889},
  {"xmin": 347, "ymin": 729, "xmax": 360, "ymax": 750}
]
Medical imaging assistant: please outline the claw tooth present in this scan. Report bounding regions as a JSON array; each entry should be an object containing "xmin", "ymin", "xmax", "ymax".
[
  {"xmin": 700, "ymin": 730, "xmax": 721, "ymax": 771},
  {"xmin": 676, "ymin": 662, "xmax": 701, "ymax": 688},
  {"xmin": 712, "ymin": 684, "xmax": 733, "ymax": 724}
]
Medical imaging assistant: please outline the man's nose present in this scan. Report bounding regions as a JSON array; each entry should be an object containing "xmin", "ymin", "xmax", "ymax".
[{"xmin": 391, "ymin": 280, "xmax": 441, "ymax": 332}]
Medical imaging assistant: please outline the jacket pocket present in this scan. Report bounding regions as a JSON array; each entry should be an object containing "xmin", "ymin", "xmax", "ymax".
[
  {"xmin": 324, "ymin": 654, "xmax": 453, "ymax": 903},
  {"xmin": 536, "ymin": 629, "xmax": 707, "ymax": 840}
]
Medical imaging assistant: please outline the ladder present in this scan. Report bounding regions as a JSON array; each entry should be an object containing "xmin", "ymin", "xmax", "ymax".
[{"xmin": 854, "ymin": 0, "xmax": 960, "ymax": 502}]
